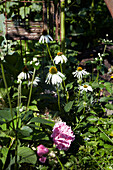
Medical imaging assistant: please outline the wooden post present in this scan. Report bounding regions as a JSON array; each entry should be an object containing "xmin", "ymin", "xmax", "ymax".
[{"xmin": 60, "ymin": 0, "xmax": 65, "ymax": 54}]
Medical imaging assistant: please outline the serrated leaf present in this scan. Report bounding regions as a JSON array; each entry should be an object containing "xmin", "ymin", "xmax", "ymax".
[{"xmin": 64, "ymin": 101, "xmax": 74, "ymax": 112}]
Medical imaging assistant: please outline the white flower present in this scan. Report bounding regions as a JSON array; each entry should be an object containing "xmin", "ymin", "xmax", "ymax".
[
  {"xmin": 45, "ymin": 66, "xmax": 65, "ymax": 85},
  {"xmin": 17, "ymin": 67, "xmax": 33, "ymax": 83},
  {"xmin": 39, "ymin": 30, "xmax": 53, "ymax": 43},
  {"xmin": 79, "ymin": 84, "xmax": 93, "ymax": 93},
  {"xmin": 28, "ymin": 77, "xmax": 40, "ymax": 86},
  {"xmin": 54, "ymin": 52, "xmax": 67, "ymax": 64},
  {"xmin": 72, "ymin": 67, "xmax": 89, "ymax": 79}
]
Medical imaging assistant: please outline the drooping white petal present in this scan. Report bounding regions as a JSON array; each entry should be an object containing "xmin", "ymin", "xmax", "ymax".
[{"xmin": 47, "ymin": 35, "xmax": 53, "ymax": 41}]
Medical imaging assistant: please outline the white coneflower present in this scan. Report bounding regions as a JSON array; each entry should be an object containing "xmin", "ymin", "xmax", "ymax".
[
  {"xmin": 39, "ymin": 30, "xmax": 53, "ymax": 43},
  {"xmin": 17, "ymin": 66, "xmax": 33, "ymax": 83},
  {"xmin": 79, "ymin": 84, "xmax": 93, "ymax": 93},
  {"xmin": 72, "ymin": 67, "xmax": 89, "ymax": 79},
  {"xmin": 45, "ymin": 66, "xmax": 65, "ymax": 85},
  {"xmin": 53, "ymin": 52, "xmax": 67, "ymax": 64},
  {"xmin": 28, "ymin": 76, "xmax": 40, "ymax": 86}
]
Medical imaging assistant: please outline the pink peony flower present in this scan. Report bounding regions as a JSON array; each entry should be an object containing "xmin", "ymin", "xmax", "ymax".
[
  {"xmin": 39, "ymin": 156, "xmax": 47, "ymax": 163},
  {"xmin": 37, "ymin": 144, "xmax": 49, "ymax": 157},
  {"xmin": 51, "ymin": 121, "xmax": 75, "ymax": 151}
]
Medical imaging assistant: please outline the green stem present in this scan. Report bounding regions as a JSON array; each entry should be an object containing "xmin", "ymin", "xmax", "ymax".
[
  {"xmin": 56, "ymin": 155, "xmax": 64, "ymax": 170},
  {"xmin": 103, "ymin": 44, "xmax": 107, "ymax": 54},
  {"xmin": 57, "ymin": 86, "xmax": 61, "ymax": 112},
  {"xmin": 60, "ymin": 63, "xmax": 68, "ymax": 103},
  {"xmin": 1, "ymin": 63, "xmax": 15, "ymax": 130},
  {"xmin": 96, "ymin": 70, "xmax": 99, "ymax": 82},
  {"xmin": 90, "ymin": 0, "xmax": 94, "ymax": 31},
  {"xmin": 26, "ymin": 68, "xmax": 36, "ymax": 110},
  {"xmin": 15, "ymin": 132, "xmax": 18, "ymax": 170},
  {"xmin": 16, "ymin": 83, "xmax": 21, "ymax": 129},
  {"xmin": 46, "ymin": 43, "xmax": 55, "ymax": 65}
]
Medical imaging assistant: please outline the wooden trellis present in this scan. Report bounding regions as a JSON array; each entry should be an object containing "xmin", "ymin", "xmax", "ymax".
[{"xmin": 1, "ymin": 0, "xmax": 61, "ymax": 42}]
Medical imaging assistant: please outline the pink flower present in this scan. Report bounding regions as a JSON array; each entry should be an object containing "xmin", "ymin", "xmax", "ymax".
[
  {"xmin": 51, "ymin": 121, "xmax": 75, "ymax": 151},
  {"xmin": 37, "ymin": 145, "xmax": 49, "ymax": 163},
  {"xmin": 37, "ymin": 145, "xmax": 49, "ymax": 157},
  {"xmin": 39, "ymin": 157, "xmax": 47, "ymax": 163}
]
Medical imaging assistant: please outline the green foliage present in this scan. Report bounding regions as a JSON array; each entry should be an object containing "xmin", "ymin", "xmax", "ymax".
[{"xmin": 0, "ymin": 1, "xmax": 113, "ymax": 169}]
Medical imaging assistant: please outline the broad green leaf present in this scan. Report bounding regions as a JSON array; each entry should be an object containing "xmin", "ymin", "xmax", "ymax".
[
  {"xmin": 0, "ymin": 147, "xmax": 9, "ymax": 169},
  {"xmin": 105, "ymin": 104, "xmax": 113, "ymax": 110},
  {"xmin": 30, "ymin": 117, "xmax": 54, "ymax": 126},
  {"xmin": 91, "ymin": 82, "xmax": 99, "ymax": 89},
  {"xmin": 18, "ymin": 147, "xmax": 37, "ymax": 164},
  {"xmin": 100, "ymin": 132, "xmax": 110, "ymax": 142},
  {"xmin": 104, "ymin": 82, "xmax": 112, "ymax": 93},
  {"xmin": 28, "ymin": 105, "xmax": 39, "ymax": 111},
  {"xmin": 64, "ymin": 101, "xmax": 74, "ymax": 112},
  {"xmin": 0, "ymin": 109, "xmax": 15, "ymax": 121},
  {"xmin": 87, "ymin": 116, "xmax": 98, "ymax": 122},
  {"xmin": 87, "ymin": 141, "xmax": 98, "ymax": 146},
  {"xmin": 19, "ymin": 126, "xmax": 33, "ymax": 137},
  {"xmin": 88, "ymin": 127, "xmax": 98, "ymax": 133},
  {"xmin": 104, "ymin": 144, "xmax": 113, "ymax": 149},
  {"xmin": 100, "ymin": 97, "xmax": 109, "ymax": 102}
]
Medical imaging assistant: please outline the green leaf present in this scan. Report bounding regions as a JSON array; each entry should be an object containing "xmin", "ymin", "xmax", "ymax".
[
  {"xmin": 30, "ymin": 117, "xmax": 54, "ymax": 126},
  {"xmin": 104, "ymin": 144, "xmax": 113, "ymax": 149},
  {"xmin": 105, "ymin": 104, "xmax": 113, "ymax": 110},
  {"xmin": 18, "ymin": 147, "xmax": 37, "ymax": 164},
  {"xmin": 91, "ymin": 82, "xmax": 99, "ymax": 89},
  {"xmin": 88, "ymin": 127, "xmax": 98, "ymax": 133},
  {"xmin": 100, "ymin": 132, "xmax": 110, "ymax": 142},
  {"xmin": 100, "ymin": 97, "xmax": 109, "ymax": 102},
  {"xmin": 64, "ymin": 101, "xmax": 74, "ymax": 112},
  {"xmin": 0, "ymin": 147, "xmax": 9, "ymax": 169},
  {"xmin": 19, "ymin": 126, "xmax": 33, "ymax": 137},
  {"xmin": 87, "ymin": 116, "xmax": 98, "ymax": 122},
  {"xmin": 28, "ymin": 105, "xmax": 39, "ymax": 111},
  {"xmin": 104, "ymin": 82, "xmax": 112, "ymax": 93},
  {"xmin": 0, "ymin": 109, "xmax": 15, "ymax": 121}
]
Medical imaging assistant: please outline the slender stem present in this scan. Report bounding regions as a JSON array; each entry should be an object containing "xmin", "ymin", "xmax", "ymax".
[
  {"xmin": 56, "ymin": 155, "xmax": 64, "ymax": 170},
  {"xmin": 103, "ymin": 44, "xmax": 107, "ymax": 54},
  {"xmin": 1, "ymin": 63, "xmax": 15, "ymax": 130},
  {"xmin": 26, "ymin": 68, "xmax": 36, "ymax": 110},
  {"xmin": 15, "ymin": 132, "xmax": 18, "ymax": 170},
  {"xmin": 57, "ymin": 86, "xmax": 61, "ymax": 112},
  {"xmin": 16, "ymin": 83, "xmax": 21, "ymax": 129},
  {"xmin": 90, "ymin": 0, "xmax": 94, "ymax": 31},
  {"xmin": 96, "ymin": 70, "xmax": 99, "ymax": 82},
  {"xmin": 46, "ymin": 43, "xmax": 55, "ymax": 65},
  {"xmin": 60, "ymin": 63, "xmax": 68, "ymax": 102}
]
